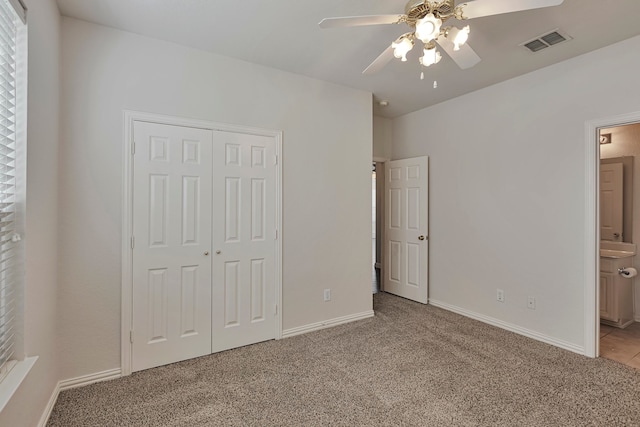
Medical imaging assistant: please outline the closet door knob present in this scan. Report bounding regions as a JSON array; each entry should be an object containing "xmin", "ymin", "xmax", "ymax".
[
  {"xmin": 216, "ymin": 250, "xmax": 222, "ymax": 255},
  {"xmin": 204, "ymin": 251, "xmax": 209, "ymax": 256}
]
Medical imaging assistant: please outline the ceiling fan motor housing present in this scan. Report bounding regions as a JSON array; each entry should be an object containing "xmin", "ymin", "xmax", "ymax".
[{"xmin": 404, "ymin": 0, "xmax": 457, "ymax": 26}]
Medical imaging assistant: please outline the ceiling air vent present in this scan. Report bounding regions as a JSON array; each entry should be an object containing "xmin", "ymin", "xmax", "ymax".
[
  {"xmin": 524, "ymin": 39, "xmax": 548, "ymax": 52},
  {"xmin": 521, "ymin": 29, "xmax": 572, "ymax": 53}
]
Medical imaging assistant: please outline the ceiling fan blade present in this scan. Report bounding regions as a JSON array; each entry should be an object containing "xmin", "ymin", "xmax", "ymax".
[
  {"xmin": 437, "ymin": 38, "xmax": 481, "ymax": 70},
  {"xmin": 363, "ymin": 45, "xmax": 394, "ymax": 75},
  {"xmin": 459, "ymin": 0, "xmax": 564, "ymax": 19},
  {"xmin": 319, "ymin": 15, "xmax": 404, "ymax": 29}
]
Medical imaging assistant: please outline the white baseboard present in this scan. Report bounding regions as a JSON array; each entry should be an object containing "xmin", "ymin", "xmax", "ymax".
[
  {"xmin": 428, "ymin": 299, "xmax": 585, "ymax": 356},
  {"xmin": 58, "ymin": 368, "xmax": 121, "ymax": 391},
  {"xmin": 282, "ymin": 310, "xmax": 375, "ymax": 338},
  {"xmin": 38, "ymin": 368, "xmax": 122, "ymax": 427},
  {"xmin": 37, "ymin": 381, "xmax": 60, "ymax": 427}
]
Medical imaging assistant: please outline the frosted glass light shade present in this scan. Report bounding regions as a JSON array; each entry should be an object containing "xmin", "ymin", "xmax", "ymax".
[
  {"xmin": 415, "ymin": 13, "xmax": 442, "ymax": 43},
  {"xmin": 447, "ymin": 25, "xmax": 470, "ymax": 51},
  {"xmin": 392, "ymin": 37, "xmax": 414, "ymax": 62},
  {"xmin": 419, "ymin": 46, "xmax": 442, "ymax": 67}
]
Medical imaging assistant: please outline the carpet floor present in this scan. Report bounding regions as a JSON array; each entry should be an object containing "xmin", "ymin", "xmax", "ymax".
[{"xmin": 48, "ymin": 293, "xmax": 640, "ymax": 426}]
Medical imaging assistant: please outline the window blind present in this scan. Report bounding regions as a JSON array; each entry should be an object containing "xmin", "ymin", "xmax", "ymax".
[{"xmin": 0, "ymin": 0, "xmax": 21, "ymax": 380}]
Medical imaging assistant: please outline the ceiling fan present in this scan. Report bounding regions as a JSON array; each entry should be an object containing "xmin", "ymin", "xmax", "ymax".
[{"xmin": 319, "ymin": 0, "xmax": 564, "ymax": 75}]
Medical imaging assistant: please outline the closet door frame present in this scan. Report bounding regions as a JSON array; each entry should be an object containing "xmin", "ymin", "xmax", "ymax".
[{"xmin": 121, "ymin": 110, "xmax": 283, "ymax": 376}]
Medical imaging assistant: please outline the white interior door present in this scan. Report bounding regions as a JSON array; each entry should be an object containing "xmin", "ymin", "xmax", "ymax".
[
  {"xmin": 384, "ymin": 157, "xmax": 429, "ymax": 303},
  {"xmin": 600, "ymin": 162, "xmax": 623, "ymax": 241},
  {"xmin": 212, "ymin": 131, "xmax": 277, "ymax": 353},
  {"xmin": 132, "ymin": 121, "xmax": 213, "ymax": 372}
]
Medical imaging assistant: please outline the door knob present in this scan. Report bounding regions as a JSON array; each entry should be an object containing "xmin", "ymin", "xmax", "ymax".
[
  {"xmin": 216, "ymin": 250, "xmax": 222, "ymax": 255},
  {"xmin": 204, "ymin": 251, "xmax": 209, "ymax": 256},
  {"xmin": 418, "ymin": 235, "xmax": 426, "ymax": 241},
  {"xmin": 613, "ymin": 233, "xmax": 620, "ymax": 238}
]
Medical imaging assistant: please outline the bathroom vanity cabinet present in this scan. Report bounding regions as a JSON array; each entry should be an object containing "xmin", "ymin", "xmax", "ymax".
[{"xmin": 600, "ymin": 256, "xmax": 634, "ymax": 329}]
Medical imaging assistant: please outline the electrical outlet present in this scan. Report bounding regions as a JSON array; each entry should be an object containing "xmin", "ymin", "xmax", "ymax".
[
  {"xmin": 496, "ymin": 289, "xmax": 504, "ymax": 303},
  {"xmin": 324, "ymin": 289, "xmax": 331, "ymax": 302},
  {"xmin": 527, "ymin": 296, "xmax": 536, "ymax": 310}
]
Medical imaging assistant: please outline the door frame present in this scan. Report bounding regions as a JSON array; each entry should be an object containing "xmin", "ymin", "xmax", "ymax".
[
  {"xmin": 585, "ymin": 110, "xmax": 640, "ymax": 358},
  {"xmin": 121, "ymin": 110, "xmax": 283, "ymax": 376},
  {"xmin": 374, "ymin": 157, "xmax": 388, "ymax": 292}
]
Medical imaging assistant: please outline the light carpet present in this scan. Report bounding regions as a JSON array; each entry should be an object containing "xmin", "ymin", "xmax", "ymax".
[{"xmin": 48, "ymin": 293, "xmax": 640, "ymax": 426}]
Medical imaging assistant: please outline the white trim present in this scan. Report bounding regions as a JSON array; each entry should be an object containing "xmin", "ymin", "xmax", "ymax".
[
  {"xmin": 7, "ymin": 0, "xmax": 26, "ymax": 24},
  {"xmin": 0, "ymin": 356, "xmax": 36, "ymax": 414},
  {"xmin": 37, "ymin": 380, "xmax": 59, "ymax": 427},
  {"xmin": 121, "ymin": 110, "xmax": 283, "ymax": 375},
  {"xmin": 10, "ymin": 4, "xmax": 27, "ymax": 361},
  {"xmin": 58, "ymin": 368, "xmax": 122, "ymax": 391},
  {"xmin": 121, "ymin": 112, "xmax": 133, "ymax": 376},
  {"xmin": 374, "ymin": 159, "xmax": 385, "ymax": 292},
  {"xmin": 282, "ymin": 310, "xmax": 375, "ymax": 338},
  {"xmin": 634, "ymin": 285, "xmax": 638, "ymax": 323},
  {"xmin": 584, "ymin": 118, "xmax": 598, "ymax": 358},
  {"xmin": 429, "ymin": 299, "xmax": 585, "ymax": 355},
  {"xmin": 274, "ymin": 132, "xmax": 283, "ymax": 339},
  {"xmin": 124, "ymin": 110, "xmax": 282, "ymax": 137},
  {"xmin": 584, "ymin": 111, "xmax": 640, "ymax": 359},
  {"xmin": 38, "ymin": 368, "xmax": 122, "ymax": 427},
  {"xmin": 601, "ymin": 318, "xmax": 635, "ymax": 329}
]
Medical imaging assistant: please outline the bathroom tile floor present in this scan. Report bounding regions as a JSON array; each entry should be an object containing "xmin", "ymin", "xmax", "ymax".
[{"xmin": 600, "ymin": 322, "xmax": 640, "ymax": 368}]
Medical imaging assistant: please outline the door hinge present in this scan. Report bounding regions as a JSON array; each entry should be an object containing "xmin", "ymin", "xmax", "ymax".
[
  {"xmin": 131, "ymin": 141, "xmax": 136, "ymax": 155},
  {"xmin": 274, "ymin": 304, "xmax": 278, "ymax": 316},
  {"xmin": 130, "ymin": 330, "xmax": 134, "ymax": 343},
  {"xmin": 131, "ymin": 236, "xmax": 135, "ymax": 249},
  {"xmin": 275, "ymin": 229, "xmax": 278, "ymax": 240},
  {"xmin": 274, "ymin": 155, "xmax": 278, "ymax": 165}
]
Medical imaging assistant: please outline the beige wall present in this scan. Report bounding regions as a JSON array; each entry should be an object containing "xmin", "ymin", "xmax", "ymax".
[
  {"xmin": 600, "ymin": 123, "xmax": 640, "ymax": 320},
  {"xmin": 0, "ymin": 0, "xmax": 61, "ymax": 426},
  {"xmin": 58, "ymin": 18, "xmax": 373, "ymax": 380},
  {"xmin": 373, "ymin": 115, "xmax": 392, "ymax": 160},
  {"xmin": 391, "ymin": 35, "xmax": 640, "ymax": 351}
]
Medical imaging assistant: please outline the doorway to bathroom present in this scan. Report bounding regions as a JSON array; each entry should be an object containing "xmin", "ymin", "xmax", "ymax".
[{"xmin": 596, "ymin": 120, "xmax": 640, "ymax": 368}]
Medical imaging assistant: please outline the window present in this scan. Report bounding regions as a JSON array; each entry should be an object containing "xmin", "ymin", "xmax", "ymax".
[{"xmin": 0, "ymin": 0, "xmax": 25, "ymax": 384}]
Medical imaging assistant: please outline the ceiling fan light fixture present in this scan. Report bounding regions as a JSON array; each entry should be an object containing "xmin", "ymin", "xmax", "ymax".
[
  {"xmin": 419, "ymin": 45, "xmax": 442, "ymax": 67},
  {"xmin": 415, "ymin": 13, "xmax": 442, "ymax": 43},
  {"xmin": 447, "ymin": 25, "xmax": 470, "ymax": 51},
  {"xmin": 320, "ymin": 0, "xmax": 565, "ymax": 75},
  {"xmin": 392, "ymin": 36, "xmax": 414, "ymax": 62}
]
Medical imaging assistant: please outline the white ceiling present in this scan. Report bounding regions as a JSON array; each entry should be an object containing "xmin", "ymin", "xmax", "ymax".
[{"xmin": 56, "ymin": 0, "xmax": 640, "ymax": 118}]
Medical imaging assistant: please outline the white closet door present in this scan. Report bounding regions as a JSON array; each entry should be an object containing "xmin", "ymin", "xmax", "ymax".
[
  {"xmin": 212, "ymin": 131, "xmax": 276, "ymax": 352},
  {"xmin": 132, "ymin": 121, "xmax": 213, "ymax": 372},
  {"xmin": 384, "ymin": 157, "xmax": 429, "ymax": 304}
]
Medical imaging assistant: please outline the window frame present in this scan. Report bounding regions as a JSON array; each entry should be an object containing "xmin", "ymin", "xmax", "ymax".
[{"xmin": 0, "ymin": 0, "xmax": 30, "ymax": 412}]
